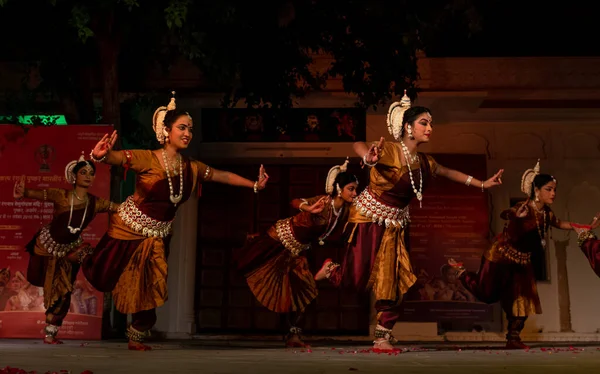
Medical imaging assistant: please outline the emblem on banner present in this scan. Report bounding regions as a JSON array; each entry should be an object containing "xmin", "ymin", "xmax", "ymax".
[{"xmin": 34, "ymin": 144, "xmax": 56, "ymax": 173}]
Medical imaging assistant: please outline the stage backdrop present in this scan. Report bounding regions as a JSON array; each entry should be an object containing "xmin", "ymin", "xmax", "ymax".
[
  {"xmin": 0, "ymin": 124, "xmax": 113, "ymax": 339},
  {"xmin": 400, "ymin": 154, "xmax": 497, "ymax": 331}
]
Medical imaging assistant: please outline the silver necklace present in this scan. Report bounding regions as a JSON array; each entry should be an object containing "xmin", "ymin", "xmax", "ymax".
[
  {"xmin": 530, "ymin": 201, "xmax": 547, "ymax": 248},
  {"xmin": 400, "ymin": 141, "xmax": 423, "ymax": 207},
  {"xmin": 318, "ymin": 201, "xmax": 342, "ymax": 246},
  {"xmin": 67, "ymin": 192, "xmax": 88, "ymax": 234},
  {"xmin": 161, "ymin": 149, "xmax": 184, "ymax": 206}
]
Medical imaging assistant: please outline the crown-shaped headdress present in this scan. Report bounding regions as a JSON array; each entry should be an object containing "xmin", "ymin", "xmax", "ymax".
[
  {"xmin": 152, "ymin": 91, "xmax": 177, "ymax": 144},
  {"xmin": 386, "ymin": 90, "xmax": 412, "ymax": 141}
]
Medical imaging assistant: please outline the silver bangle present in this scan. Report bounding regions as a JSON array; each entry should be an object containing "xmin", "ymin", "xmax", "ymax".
[
  {"xmin": 362, "ymin": 153, "xmax": 377, "ymax": 167},
  {"xmin": 89, "ymin": 149, "xmax": 107, "ymax": 163},
  {"xmin": 481, "ymin": 181, "xmax": 485, "ymax": 192},
  {"xmin": 253, "ymin": 181, "xmax": 259, "ymax": 194},
  {"xmin": 465, "ymin": 175, "xmax": 473, "ymax": 186}
]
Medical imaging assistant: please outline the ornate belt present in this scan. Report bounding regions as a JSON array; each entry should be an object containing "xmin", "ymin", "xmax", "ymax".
[
  {"xmin": 39, "ymin": 225, "xmax": 82, "ymax": 258},
  {"xmin": 275, "ymin": 217, "xmax": 310, "ymax": 256},
  {"xmin": 118, "ymin": 196, "xmax": 173, "ymax": 238},
  {"xmin": 354, "ymin": 188, "xmax": 410, "ymax": 228},
  {"xmin": 497, "ymin": 244, "xmax": 531, "ymax": 265}
]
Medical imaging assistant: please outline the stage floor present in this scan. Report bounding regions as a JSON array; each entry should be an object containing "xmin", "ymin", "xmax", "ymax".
[{"xmin": 1, "ymin": 339, "xmax": 599, "ymax": 374}]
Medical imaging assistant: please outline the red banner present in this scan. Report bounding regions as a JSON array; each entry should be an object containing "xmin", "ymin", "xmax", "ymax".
[
  {"xmin": 400, "ymin": 154, "xmax": 496, "ymax": 329},
  {"xmin": 0, "ymin": 124, "xmax": 113, "ymax": 339}
]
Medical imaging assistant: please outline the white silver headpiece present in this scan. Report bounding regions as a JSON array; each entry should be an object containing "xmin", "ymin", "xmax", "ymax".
[
  {"xmin": 152, "ymin": 91, "xmax": 177, "ymax": 144},
  {"xmin": 65, "ymin": 152, "xmax": 92, "ymax": 184},
  {"xmin": 325, "ymin": 158, "xmax": 350, "ymax": 194},
  {"xmin": 386, "ymin": 90, "xmax": 412, "ymax": 141}
]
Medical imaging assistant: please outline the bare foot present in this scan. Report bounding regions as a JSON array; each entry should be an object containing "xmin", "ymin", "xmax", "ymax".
[
  {"xmin": 128, "ymin": 340, "xmax": 152, "ymax": 351},
  {"xmin": 285, "ymin": 334, "xmax": 310, "ymax": 348},
  {"xmin": 372, "ymin": 339, "xmax": 398, "ymax": 353},
  {"xmin": 506, "ymin": 339, "xmax": 529, "ymax": 350},
  {"xmin": 43, "ymin": 336, "xmax": 63, "ymax": 345}
]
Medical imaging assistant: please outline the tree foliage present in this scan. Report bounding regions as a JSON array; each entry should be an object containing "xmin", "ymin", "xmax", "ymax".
[{"xmin": 1, "ymin": 0, "xmax": 483, "ymax": 115}]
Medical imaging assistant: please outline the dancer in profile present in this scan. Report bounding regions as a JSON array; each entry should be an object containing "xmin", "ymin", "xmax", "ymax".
[
  {"xmin": 83, "ymin": 92, "xmax": 269, "ymax": 351},
  {"xmin": 315, "ymin": 91, "xmax": 504, "ymax": 353},
  {"xmin": 13, "ymin": 153, "xmax": 117, "ymax": 344},
  {"xmin": 449, "ymin": 160, "xmax": 588, "ymax": 349},
  {"xmin": 236, "ymin": 159, "xmax": 358, "ymax": 348}
]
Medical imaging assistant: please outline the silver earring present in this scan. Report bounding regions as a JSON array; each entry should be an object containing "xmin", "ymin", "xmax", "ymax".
[
  {"xmin": 336, "ymin": 185, "xmax": 342, "ymax": 196},
  {"xmin": 407, "ymin": 125, "xmax": 414, "ymax": 140},
  {"xmin": 535, "ymin": 194, "xmax": 540, "ymax": 202}
]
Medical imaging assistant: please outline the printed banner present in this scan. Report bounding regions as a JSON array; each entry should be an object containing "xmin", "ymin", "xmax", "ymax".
[
  {"xmin": 400, "ymin": 154, "xmax": 495, "ymax": 329},
  {"xmin": 0, "ymin": 124, "xmax": 113, "ymax": 339}
]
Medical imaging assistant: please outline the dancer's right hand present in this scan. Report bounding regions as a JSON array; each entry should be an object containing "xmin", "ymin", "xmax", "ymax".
[
  {"xmin": 13, "ymin": 175, "xmax": 25, "ymax": 200},
  {"xmin": 516, "ymin": 199, "xmax": 530, "ymax": 218},
  {"xmin": 365, "ymin": 137, "xmax": 385, "ymax": 164},
  {"xmin": 591, "ymin": 212, "xmax": 600, "ymax": 229},
  {"xmin": 304, "ymin": 196, "xmax": 330, "ymax": 214},
  {"xmin": 91, "ymin": 130, "xmax": 117, "ymax": 160}
]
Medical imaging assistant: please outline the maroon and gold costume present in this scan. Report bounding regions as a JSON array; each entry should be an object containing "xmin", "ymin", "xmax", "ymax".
[
  {"xmin": 82, "ymin": 150, "xmax": 212, "ymax": 343},
  {"xmin": 23, "ymin": 188, "xmax": 116, "ymax": 337},
  {"xmin": 327, "ymin": 142, "xmax": 437, "ymax": 339},
  {"xmin": 459, "ymin": 201, "xmax": 560, "ymax": 347},
  {"xmin": 578, "ymin": 230, "xmax": 600, "ymax": 277},
  {"xmin": 236, "ymin": 195, "xmax": 350, "ymax": 322}
]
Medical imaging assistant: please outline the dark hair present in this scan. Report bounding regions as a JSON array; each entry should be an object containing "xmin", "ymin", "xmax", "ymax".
[
  {"xmin": 73, "ymin": 161, "xmax": 96, "ymax": 176},
  {"xmin": 529, "ymin": 173, "xmax": 556, "ymax": 199},
  {"xmin": 163, "ymin": 109, "xmax": 193, "ymax": 130},
  {"xmin": 330, "ymin": 171, "xmax": 359, "ymax": 197},
  {"xmin": 401, "ymin": 106, "xmax": 431, "ymax": 138}
]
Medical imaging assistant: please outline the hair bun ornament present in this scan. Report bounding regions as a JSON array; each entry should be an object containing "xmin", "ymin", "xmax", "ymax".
[
  {"xmin": 152, "ymin": 91, "xmax": 177, "ymax": 144},
  {"xmin": 386, "ymin": 89, "xmax": 412, "ymax": 141},
  {"xmin": 65, "ymin": 151, "xmax": 87, "ymax": 184},
  {"xmin": 325, "ymin": 158, "xmax": 350, "ymax": 194},
  {"xmin": 520, "ymin": 159, "xmax": 541, "ymax": 196}
]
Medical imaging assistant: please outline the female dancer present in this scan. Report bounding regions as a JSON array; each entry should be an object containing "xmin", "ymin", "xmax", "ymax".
[
  {"xmin": 314, "ymin": 91, "xmax": 504, "ymax": 352},
  {"xmin": 83, "ymin": 92, "xmax": 269, "ymax": 351},
  {"xmin": 573, "ymin": 213, "xmax": 600, "ymax": 276},
  {"xmin": 236, "ymin": 159, "xmax": 358, "ymax": 348},
  {"xmin": 13, "ymin": 154, "xmax": 118, "ymax": 344},
  {"xmin": 449, "ymin": 161, "xmax": 587, "ymax": 349}
]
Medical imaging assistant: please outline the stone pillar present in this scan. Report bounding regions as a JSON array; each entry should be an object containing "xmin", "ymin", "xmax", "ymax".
[
  {"xmin": 155, "ymin": 195, "xmax": 198, "ymax": 338},
  {"xmin": 554, "ymin": 239, "xmax": 573, "ymax": 332}
]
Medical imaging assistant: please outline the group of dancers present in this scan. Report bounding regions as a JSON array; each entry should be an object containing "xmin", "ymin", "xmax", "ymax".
[{"xmin": 12, "ymin": 91, "xmax": 600, "ymax": 352}]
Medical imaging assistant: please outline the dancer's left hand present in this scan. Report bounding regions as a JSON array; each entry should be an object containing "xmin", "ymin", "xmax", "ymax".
[
  {"xmin": 256, "ymin": 165, "xmax": 269, "ymax": 191},
  {"xmin": 482, "ymin": 169, "xmax": 504, "ymax": 189},
  {"xmin": 13, "ymin": 175, "xmax": 25, "ymax": 200}
]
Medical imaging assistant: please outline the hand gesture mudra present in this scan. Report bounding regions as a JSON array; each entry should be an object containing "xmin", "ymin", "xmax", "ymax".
[
  {"xmin": 13, "ymin": 175, "xmax": 25, "ymax": 200},
  {"xmin": 304, "ymin": 196, "xmax": 330, "ymax": 214},
  {"xmin": 516, "ymin": 199, "xmax": 530, "ymax": 218},
  {"xmin": 364, "ymin": 137, "xmax": 385, "ymax": 164},
  {"xmin": 483, "ymin": 169, "xmax": 504, "ymax": 189},
  {"xmin": 256, "ymin": 165, "xmax": 269, "ymax": 191},
  {"xmin": 91, "ymin": 130, "xmax": 118, "ymax": 160},
  {"xmin": 591, "ymin": 212, "xmax": 600, "ymax": 230}
]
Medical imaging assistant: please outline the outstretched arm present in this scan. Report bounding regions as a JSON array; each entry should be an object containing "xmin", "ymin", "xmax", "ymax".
[
  {"xmin": 14, "ymin": 176, "xmax": 61, "ymax": 203},
  {"xmin": 435, "ymin": 164, "xmax": 504, "ymax": 191},
  {"xmin": 354, "ymin": 137, "xmax": 385, "ymax": 166},
  {"xmin": 291, "ymin": 196, "xmax": 329, "ymax": 214},
  {"xmin": 89, "ymin": 131, "xmax": 123, "ymax": 166},
  {"xmin": 95, "ymin": 198, "xmax": 120, "ymax": 214},
  {"xmin": 210, "ymin": 165, "xmax": 269, "ymax": 192}
]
